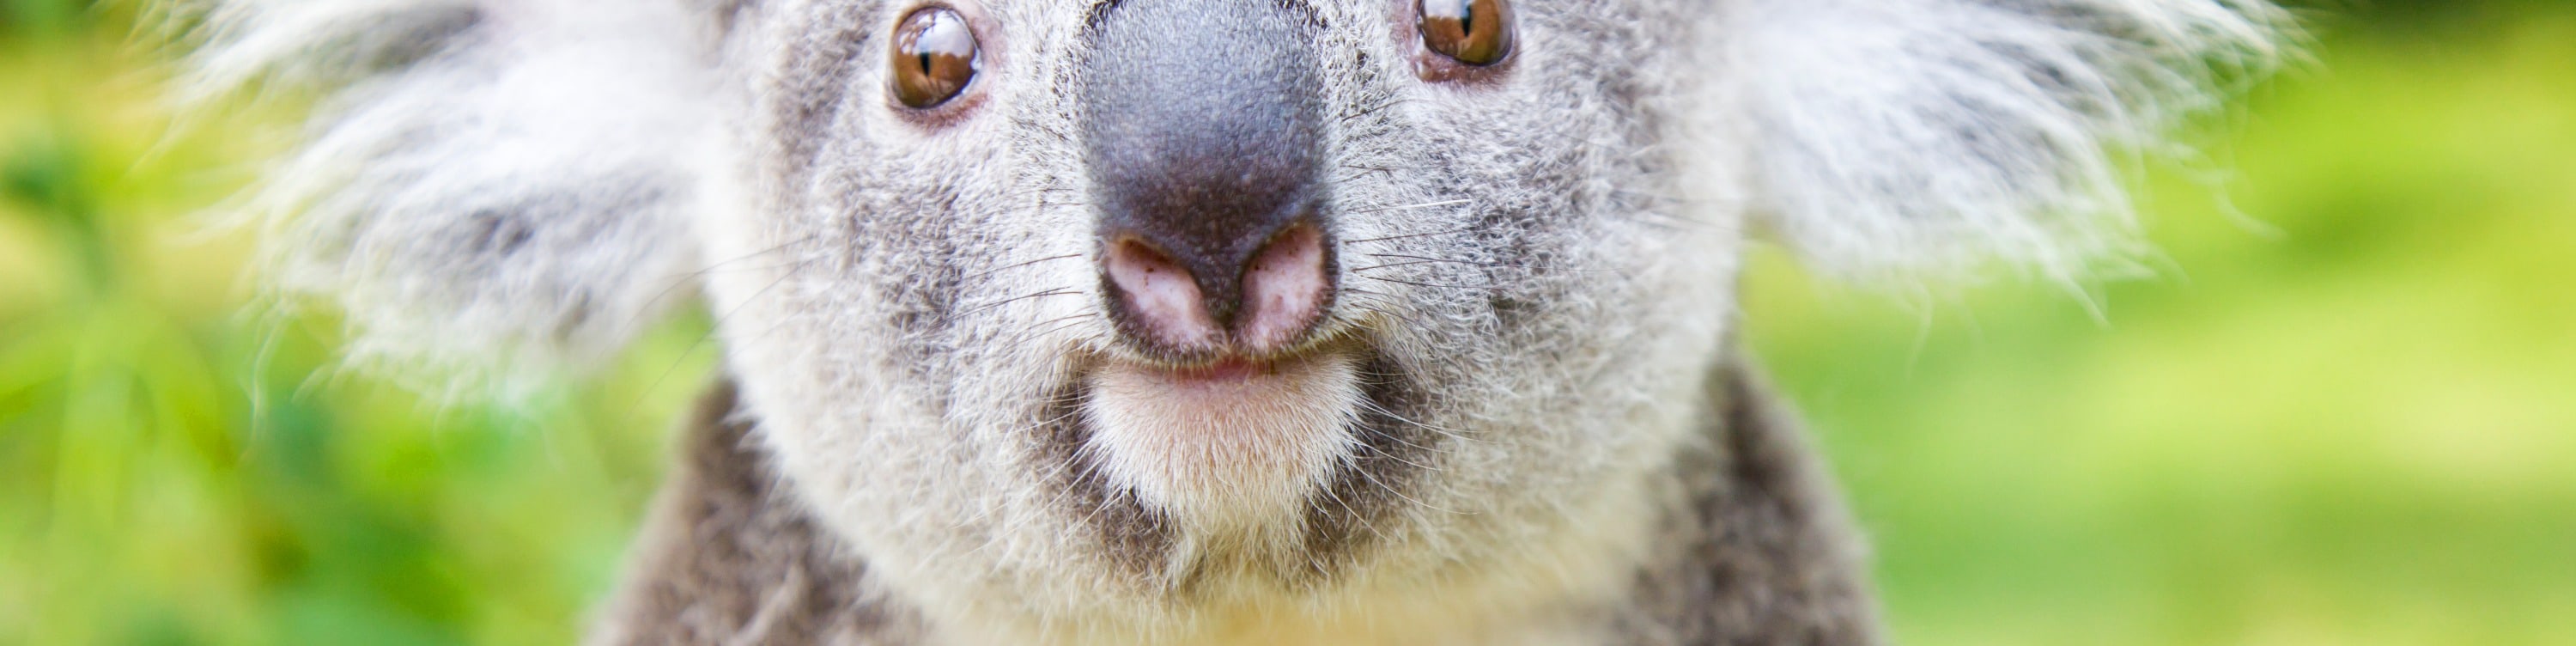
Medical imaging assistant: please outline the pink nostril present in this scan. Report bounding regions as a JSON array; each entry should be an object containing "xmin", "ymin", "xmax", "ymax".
[
  {"xmin": 1106, "ymin": 239, "xmax": 1223, "ymax": 350},
  {"xmin": 1237, "ymin": 226, "xmax": 1329, "ymax": 350},
  {"xmin": 1103, "ymin": 226, "xmax": 1331, "ymax": 355}
]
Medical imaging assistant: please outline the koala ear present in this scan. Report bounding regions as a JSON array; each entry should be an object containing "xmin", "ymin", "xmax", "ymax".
[
  {"xmin": 191, "ymin": 0, "xmax": 720, "ymax": 393},
  {"xmin": 1728, "ymin": 0, "xmax": 2286, "ymax": 282}
]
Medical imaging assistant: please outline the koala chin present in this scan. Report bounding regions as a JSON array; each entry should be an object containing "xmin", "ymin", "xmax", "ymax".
[{"xmin": 197, "ymin": 0, "xmax": 2284, "ymax": 643}]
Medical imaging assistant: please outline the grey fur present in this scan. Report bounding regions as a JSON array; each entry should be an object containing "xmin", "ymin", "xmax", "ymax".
[
  {"xmin": 190, "ymin": 0, "xmax": 2284, "ymax": 643},
  {"xmin": 588, "ymin": 381, "xmax": 931, "ymax": 645},
  {"xmin": 595, "ymin": 360, "xmax": 1874, "ymax": 644}
]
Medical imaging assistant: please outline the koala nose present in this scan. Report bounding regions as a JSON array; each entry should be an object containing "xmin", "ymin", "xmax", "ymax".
[
  {"xmin": 1104, "ymin": 225, "xmax": 1330, "ymax": 352},
  {"xmin": 1084, "ymin": 0, "xmax": 1332, "ymax": 355}
]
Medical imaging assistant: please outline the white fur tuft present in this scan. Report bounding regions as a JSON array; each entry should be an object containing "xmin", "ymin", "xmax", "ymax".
[
  {"xmin": 191, "ymin": 0, "xmax": 718, "ymax": 394},
  {"xmin": 1731, "ymin": 0, "xmax": 2286, "ymax": 282}
]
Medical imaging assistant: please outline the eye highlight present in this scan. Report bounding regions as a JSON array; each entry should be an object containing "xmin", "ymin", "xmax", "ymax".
[
  {"xmin": 1418, "ymin": 0, "xmax": 1514, "ymax": 67},
  {"xmin": 890, "ymin": 7, "xmax": 980, "ymax": 109}
]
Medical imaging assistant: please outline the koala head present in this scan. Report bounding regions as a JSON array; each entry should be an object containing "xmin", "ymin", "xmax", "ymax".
[{"xmin": 199, "ymin": 0, "xmax": 2279, "ymax": 640}]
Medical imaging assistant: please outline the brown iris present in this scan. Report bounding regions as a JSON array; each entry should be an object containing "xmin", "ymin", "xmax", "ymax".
[
  {"xmin": 1419, "ymin": 0, "xmax": 1513, "ymax": 66},
  {"xmin": 890, "ymin": 7, "xmax": 979, "ymax": 108}
]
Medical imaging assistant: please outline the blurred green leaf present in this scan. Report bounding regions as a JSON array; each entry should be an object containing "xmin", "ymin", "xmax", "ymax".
[{"xmin": 1, "ymin": 0, "xmax": 93, "ymax": 40}]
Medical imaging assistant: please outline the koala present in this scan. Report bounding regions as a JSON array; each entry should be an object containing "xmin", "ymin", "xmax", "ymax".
[{"xmin": 191, "ymin": 0, "xmax": 2283, "ymax": 643}]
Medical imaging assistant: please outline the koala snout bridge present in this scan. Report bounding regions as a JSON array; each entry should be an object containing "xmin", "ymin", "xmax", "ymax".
[{"xmin": 1084, "ymin": 0, "xmax": 1334, "ymax": 357}]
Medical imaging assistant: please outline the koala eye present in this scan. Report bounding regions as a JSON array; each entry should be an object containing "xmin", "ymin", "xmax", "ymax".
[
  {"xmin": 1418, "ymin": 0, "xmax": 1514, "ymax": 67},
  {"xmin": 890, "ymin": 7, "xmax": 980, "ymax": 109}
]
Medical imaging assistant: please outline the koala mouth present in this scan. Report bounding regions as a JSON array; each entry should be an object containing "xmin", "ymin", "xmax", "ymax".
[
  {"xmin": 1035, "ymin": 336, "xmax": 1439, "ymax": 572},
  {"xmin": 1135, "ymin": 356, "xmax": 1282, "ymax": 383},
  {"xmin": 1077, "ymin": 346, "xmax": 1368, "ymax": 532}
]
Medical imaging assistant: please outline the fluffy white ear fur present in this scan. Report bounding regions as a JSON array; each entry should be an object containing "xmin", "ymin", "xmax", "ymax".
[
  {"xmin": 191, "ymin": 0, "xmax": 716, "ymax": 393},
  {"xmin": 1731, "ymin": 0, "xmax": 2284, "ymax": 282}
]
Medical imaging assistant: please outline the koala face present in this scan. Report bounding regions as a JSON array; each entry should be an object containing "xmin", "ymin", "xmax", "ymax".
[
  {"xmin": 202, "ymin": 0, "xmax": 2278, "ymax": 639},
  {"xmin": 710, "ymin": 0, "xmax": 1738, "ymax": 632}
]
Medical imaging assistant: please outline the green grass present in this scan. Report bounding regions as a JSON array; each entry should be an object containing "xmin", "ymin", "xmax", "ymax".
[{"xmin": 3, "ymin": 3, "xmax": 2573, "ymax": 645}]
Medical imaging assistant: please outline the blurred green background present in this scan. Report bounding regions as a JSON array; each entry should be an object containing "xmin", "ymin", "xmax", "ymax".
[{"xmin": 3, "ymin": 1, "xmax": 2570, "ymax": 644}]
